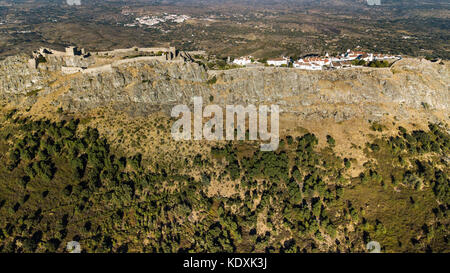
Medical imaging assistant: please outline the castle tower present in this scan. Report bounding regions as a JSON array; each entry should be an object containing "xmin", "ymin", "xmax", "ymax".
[{"xmin": 66, "ymin": 46, "xmax": 76, "ymax": 56}]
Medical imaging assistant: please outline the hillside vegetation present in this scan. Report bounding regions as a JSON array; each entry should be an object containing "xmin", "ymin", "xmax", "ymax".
[{"xmin": 0, "ymin": 108, "xmax": 447, "ymax": 253}]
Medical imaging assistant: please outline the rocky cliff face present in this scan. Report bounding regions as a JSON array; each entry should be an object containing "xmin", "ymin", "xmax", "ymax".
[
  {"xmin": 0, "ymin": 54, "xmax": 448, "ymax": 122},
  {"xmin": 0, "ymin": 55, "xmax": 42, "ymax": 97}
]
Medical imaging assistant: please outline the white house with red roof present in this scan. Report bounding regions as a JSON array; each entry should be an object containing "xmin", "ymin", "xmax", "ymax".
[
  {"xmin": 267, "ymin": 57, "xmax": 290, "ymax": 66},
  {"xmin": 361, "ymin": 53, "xmax": 374, "ymax": 62},
  {"xmin": 294, "ymin": 56, "xmax": 330, "ymax": 70},
  {"xmin": 294, "ymin": 61, "xmax": 323, "ymax": 70},
  {"xmin": 342, "ymin": 49, "xmax": 365, "ymax": 60}
]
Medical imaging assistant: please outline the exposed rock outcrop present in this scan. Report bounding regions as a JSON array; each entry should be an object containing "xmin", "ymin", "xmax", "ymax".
[{"xmin": 0, "ymin": 54, "xmax": 448, "ymax": 123}]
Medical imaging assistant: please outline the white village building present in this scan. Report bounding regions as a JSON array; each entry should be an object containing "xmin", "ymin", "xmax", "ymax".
[
  {"xmin": 294, "ymin": 57, "xmax": 331, "ymax": 70},
  {"xmin": 373, "ymin": 53, "xmax": 398, "ymax": 60},
  {"xmin": 361, "ymin": 53, "xmax": 374, "ymax": 62},
  {"xmin": 267, "ymin": 57, "xmax": 290, "ymax": 66},
  {"xmin": 293, "ymin": 61, "xmax": 323, "ymax": 70},
  {"xmin": 341, "ymin": 49, "xmax": 366, "ymax": 61},
  {"xmin": 232, "ymin": 56, "xmax": 253, "ymax": 66}
]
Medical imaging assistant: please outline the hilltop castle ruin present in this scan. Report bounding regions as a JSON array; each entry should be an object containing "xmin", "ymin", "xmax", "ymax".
[{"xmin": 28, "ymin": 45, "xmax": 197, "ymax": 75}]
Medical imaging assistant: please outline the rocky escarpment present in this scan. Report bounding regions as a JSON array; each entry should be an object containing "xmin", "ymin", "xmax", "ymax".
[
  {"xmin": 0, "ymin": 54, "xmax": 43, "ymax": 97},
  {"xmin": 0, "ymin": 54, "xmax": 448, "ymax": 122}
]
